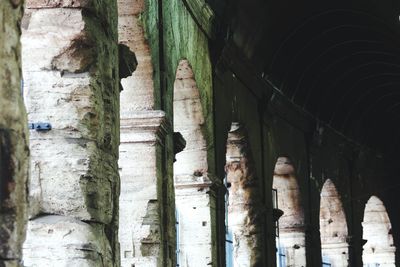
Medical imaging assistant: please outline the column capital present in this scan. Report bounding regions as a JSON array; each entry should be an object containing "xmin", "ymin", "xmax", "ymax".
[{"xmin": 120, "ymin": 110, "xmax": 171, "ymax": 145}]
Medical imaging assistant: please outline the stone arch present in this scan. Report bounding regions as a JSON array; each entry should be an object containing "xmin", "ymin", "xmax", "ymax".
[
  {"xmin": 225, "ymin": 122, "xmax": 264, "ymax": 266},
  {"xmin": 273, "ymin": 156, "xmax": 306, "ymax": 267},
  {"xmin": 117, "ymin": 0, "xmax": 173, "ymax": 266},
  {"xmin": 118, "ymin": 0, "xmax": 155, "ymax": 115},
  {"xmin": 362, "ymin": 196, "xmax": 396, "ymax": 266},
  {"xmin": 173, "ymin": 59, "xmax": 213, "ymax": 266},
  {"xmin": 319, "ymin": 179, "xmax": 349, "ymax": 266}
]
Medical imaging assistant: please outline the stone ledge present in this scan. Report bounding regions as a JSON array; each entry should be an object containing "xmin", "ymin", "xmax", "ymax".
[
  {"xmin": 26, "ymin": 0, "xmax": 90, "ymax": 9},
  {"xmin": 120, "ymin": 111, "xmax": 170, "ymax": 144}
]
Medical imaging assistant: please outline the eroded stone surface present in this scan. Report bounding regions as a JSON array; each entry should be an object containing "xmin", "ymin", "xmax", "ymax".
[
  {"xmin": 22, "ymin": 0, "xmax": 120, "ymax": 265},
  {"xmin": 117, "ymin": 0, "xmax": 174, "ymax": 266},
  {"xmin": 23, "ymin": 215, "xmax": 113, "ymax": 267},
  {"xmin": 362, "ymin": 196, "xmax": 396, "ymax": 266},
  {"xmin": 273, "ymin": 157, "xmax": 306, "ymax": 267},
  {"xmin": 173, "ymin": 60, "xmax": 213, "ymax": 266},
  {"xmin": 26, "ymin": 0, "xmax": 90, "ymax": 8},
  {"xmin": 118, "ymin": 0, "xmax": 155, "ymax": 115},
  {"xmin": 320, "ymin": 179, "xmax": 349, "ymax": 266},
  {"xmin": 0, "ymin": 1, "xmax": 29, "ymax": 266},
  {"xmin": 225, "ymin": 123, "xmax": 264, "ymax": 267},
  {"xmin": 119, "ymin": 111, "xmax": 168, "ymax": 267}
]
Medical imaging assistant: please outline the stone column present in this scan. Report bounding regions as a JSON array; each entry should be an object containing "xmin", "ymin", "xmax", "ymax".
[
  {"xmin": 21, "ymin": 0, "xmax": 120, "ymax": 266},
  {"xmin": 273, "ymin": 157, "xmax": 306, "ymax": 267},
  {"xmin": 119, "ymin": 111, "xmax": 170, "ymax": 267},
  {"xmin": 320, "ymin": 179, "xmax": 349, "ymax": 266},
  {"xmin": 173, "ymin": 59, "xmax": 214, "ymax": 267},
  {"xmin": 117, "ymin": 1, "xmax": 176, "ymax": 266},
  {"xmin": 362, "ymin": 196, "xmax": 396, "ymax": 266},
  {"xmin": 225, "ymin": 123, "xmax": 264, "ymax": 267},
  {"xmin": 0, "ymin": 1, "xmax": 29, "ymax": 266}
]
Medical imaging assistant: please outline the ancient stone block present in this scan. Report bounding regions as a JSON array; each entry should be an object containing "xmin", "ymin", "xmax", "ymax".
[
  {"xmin": 0, "ymin": 1, "xmax": 29, "ymax": 266},
  {"xmin": 23, "ymin": 215, "xmax": 113, "ymax": 267},
  {"xmin": 26, "ymin": 0, "xmax": 90, "ymax": 9},
  {"xmin": 119, "ymin": 111, "xmax": 168, "ymax": 267},
  {"xmin": 225, "ymin": 123, "xmax": 264, "ymax": 266},
  {"xmin": 22, "ymin": 0, "xmax": 120, "ymax": 265}
]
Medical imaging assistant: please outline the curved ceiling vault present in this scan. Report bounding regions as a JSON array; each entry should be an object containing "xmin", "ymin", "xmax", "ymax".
[{"xmin": 237, "ymin": 3, "xmax": 400, "ymax": 154}]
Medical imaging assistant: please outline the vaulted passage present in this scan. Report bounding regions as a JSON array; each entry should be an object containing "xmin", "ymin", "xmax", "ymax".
[
  {"xmin": 2, "ymin": 0, "xmax": 400, "ymax": 266},
  {"xmin": 362, "ymin": 196, "xmax": 396, "ymax": 266},
  {"xmin": 319, "ymin": 179, "xmax": 349, "ymax": 266}
]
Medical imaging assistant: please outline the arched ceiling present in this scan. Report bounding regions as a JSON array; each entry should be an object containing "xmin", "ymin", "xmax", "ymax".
[{"xmin": 221, "ymin": 0, "xmax": 400, "ymax": 154}]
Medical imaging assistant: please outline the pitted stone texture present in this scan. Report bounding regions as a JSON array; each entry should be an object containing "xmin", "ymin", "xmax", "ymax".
[
  {"xmin": 26, "ymin": 0, "xmax": 90, "ymax": 8},
  {"xmin": 23, "ymin": 67, "xmax": 114, "ymax": 223},
  {"xmin": 175, "ymin": 189, "xmax": 213, "ymax": 266},
  {"xmin": 22, "ymin": 9, "xmax": 86, "ymax": 72},
  {"xmin": 119, "ymin": 112, "xmax": 167, "ymax": 267},
  {"xmin": 22, "ymin": 0, "xmax": 120, "ymax": 265},
  {"xmin": 173, "ymin": 60, "xmax": 213, "ymax": 266},
  {"xmin": 118, "ymin": 0, "xmax": 155, "ymax": 115},
  {"xmin": 273, "ymin": 158, "xmax": 306, "ymax": 267},
  {"xmin": 277, "ymin": 232, "xmax": 307, "ymax": 267},
  {"xmin": 0, "ymin": 1, "xmax": 29, "ymax": 266},
  {"xmin": 174, "ymin": 60, "xmax": 209, "ymax": 181},
  {"xmin": 117, "ymin": 0, "xmax": 167, "ymax": 265},
  {"xmin": 29, "ymin": 134, "xmax": 114, "ymax": 222},
  {"xmin": 225, "ymin": 123, "xmax": 264, "ymax": 267},
  {"xmin": 320, "ymin": 179, "xmax": 349, "ymax": 266},
  {"xmin": 23, "ymin": 215, "xmax": 112, "ymax": 267},
  {"xmin": 362, "ymin": 196, "xmax": 396, "ymax": 266},
  {"xmin": 273, "ymin": 157, "xmax": 305, "ymax": 230}
]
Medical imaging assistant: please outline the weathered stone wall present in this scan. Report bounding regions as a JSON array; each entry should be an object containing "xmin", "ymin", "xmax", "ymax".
[
  {"xmin": 225, "ymin": 123, "xmax": 264, "ymax": 267},
  {"xmin": 174, "ymin": 60, "xmax": 213, "ymax": 266},
  {"xmin": 146, "ymin": 0, "xmax": 219, "ymax": 265},
  {"xmin": 117, "ymin": 0, "xmax": 174, "ymax": 266},
  {"xmin": 0, "ymin": 0, "xmax": 395, "ymax": 266},
  {"xmin": 273, "ymin": 157, "xmax": 307, "ymax": 267},
  {"xmin": 362, "ymin": 196, "xmax": 396, "ymax": 266},
  {"xmin": 319, "ymin": 179, "xmax": 348, "ymax": 266},
  {"xmin": 212, "ymin": 51, "xmax": 399, "ymax": 266},
  {"xmin": 119, "ymin": 111, "xmax": 170, "ymax": 267},
  {"xmin": 214, "ymin": 67, "xmax": 272, "ymax": 266},
  {"xmin": 0, "ymin": 1, "xmax": 29, "ymax": 266},
  {"xmin": 21, "ymin": 0, "xmax": 120, "ymax": 265}
]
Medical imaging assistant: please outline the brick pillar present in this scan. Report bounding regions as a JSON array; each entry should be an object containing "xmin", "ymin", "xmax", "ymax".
[
  {"xmin": 0, "ymin": 1, "xmax": 29, "ymax": 266},
  {"xmin": 21, "ymin": 0, "xmax": 120, "ymax": 266},
  {"xmin": 225, "ymin": 123, "xmax": 264, "ymax": 266}
]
